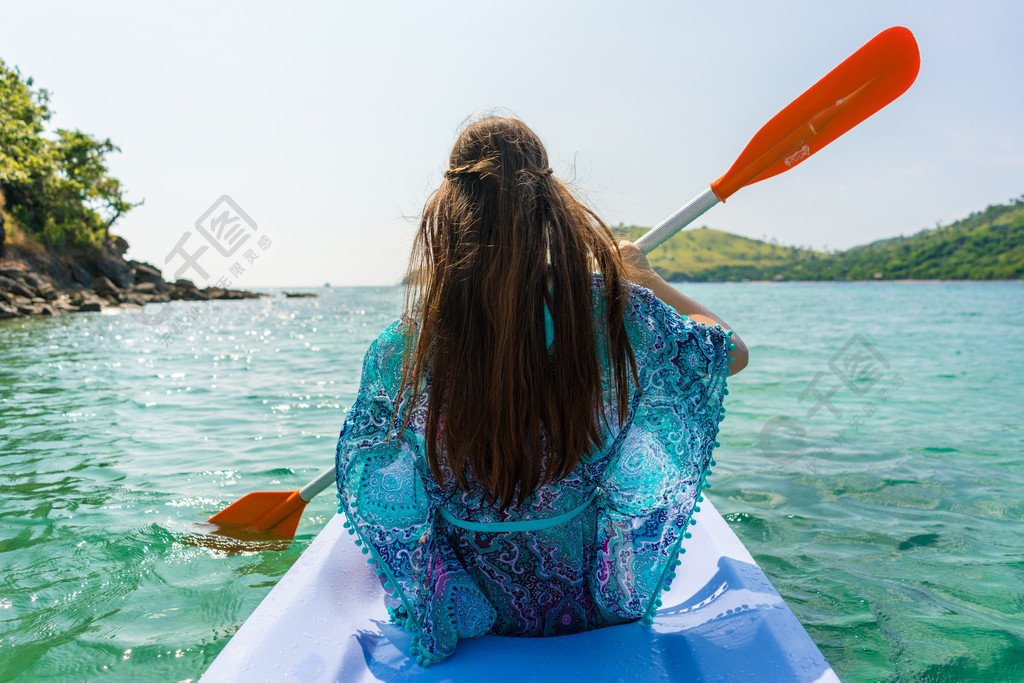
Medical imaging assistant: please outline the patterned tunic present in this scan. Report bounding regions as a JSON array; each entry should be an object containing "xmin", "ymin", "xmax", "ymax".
[{"xmin": 335, "ymin": 279, "xmax": 734, "ymax": 666}]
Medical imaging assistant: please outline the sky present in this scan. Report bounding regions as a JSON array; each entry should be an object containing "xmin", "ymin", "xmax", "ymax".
[{"xmin": 1, "ymin": 1, "xmax": 1021, "ymax": 286}]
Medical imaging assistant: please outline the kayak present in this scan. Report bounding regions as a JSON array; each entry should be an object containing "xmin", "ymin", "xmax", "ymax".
[{"xmin": 202, "ymin": 498, "xmax": 838, "ymax": 682}]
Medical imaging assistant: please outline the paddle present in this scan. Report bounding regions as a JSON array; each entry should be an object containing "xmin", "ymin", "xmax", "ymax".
[
  {"xmin": 199, "ymin": 27, "xmax": 919, "ymax": 542},
  {"xmin": 201, "ymin": 465, "xmax": 335, "ymax": 540},
  {"xmin": 634, "ymin": 26, "xmax": 920, "ymax": 253}
]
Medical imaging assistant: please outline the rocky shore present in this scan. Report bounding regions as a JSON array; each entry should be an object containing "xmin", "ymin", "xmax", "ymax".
[{"xmin": 0, "ymin": 236, "xmax": 260, "ymax": 320}]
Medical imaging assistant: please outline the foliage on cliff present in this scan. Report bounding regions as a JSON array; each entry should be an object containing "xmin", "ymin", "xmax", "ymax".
[{"xmin": 0, "ymin": 59, "xmax": 136, "ymax": 247}]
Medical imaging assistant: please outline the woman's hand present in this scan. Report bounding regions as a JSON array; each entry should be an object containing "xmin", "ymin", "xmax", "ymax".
[
  {"xmin": 618, "ymin": 240, "xmax": 660, "ymax": 289},
  {"xmin": 617, "ymin": 240, "xmax": 748, "ymax": 375}
]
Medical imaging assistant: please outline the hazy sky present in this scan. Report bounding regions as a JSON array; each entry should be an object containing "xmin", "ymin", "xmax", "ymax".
[{"xmin": 1, "ymin": 1, "xmax": 1021, "ymax": 286}]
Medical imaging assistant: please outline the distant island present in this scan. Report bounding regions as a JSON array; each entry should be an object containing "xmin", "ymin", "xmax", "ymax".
[{"xmin": 613, "ymin": 197, "xmax": 1024, "ymax": 282}]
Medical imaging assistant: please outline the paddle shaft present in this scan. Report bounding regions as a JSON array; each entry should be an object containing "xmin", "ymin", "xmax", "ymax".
[
  {"xmin": 301, "ymin": 466, "xmax": 336, "ymax": 501},
  {"xmin": 633, "ymin": 187, "xmax": 720, "ymax": 254}
]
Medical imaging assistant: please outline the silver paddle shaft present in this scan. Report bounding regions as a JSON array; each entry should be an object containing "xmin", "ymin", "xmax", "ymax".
[
  {"xmin": 299, "ymin": 466, "xmax": 337, "ymax": 502},
  {"xmin": 633, "ymin": 187, "xmax": 720, "ymax": 254}
]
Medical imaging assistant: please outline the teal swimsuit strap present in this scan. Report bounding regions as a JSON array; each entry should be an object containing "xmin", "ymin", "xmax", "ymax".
[
  {"xmin": 544, "ymin": 272, "xmax": 554, "ymax": 348},
  {"xmin": 544, "ymin": 300, "xmax": 554, "ymax": 348},
  {"xmin": 438, "ymin": 488, "xmax": 599, "ymax": 533}
]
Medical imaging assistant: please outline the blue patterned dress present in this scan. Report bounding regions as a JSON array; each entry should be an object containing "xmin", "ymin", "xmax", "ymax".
[{"xmin": 335, "ymin": 279, "xmax": 734, "ymax": 666}]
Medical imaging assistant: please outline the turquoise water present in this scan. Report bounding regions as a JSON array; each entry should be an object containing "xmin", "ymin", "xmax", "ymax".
[{"xmin": 1, "ymin": 282, "xmax": 1022, "ymax": 681}]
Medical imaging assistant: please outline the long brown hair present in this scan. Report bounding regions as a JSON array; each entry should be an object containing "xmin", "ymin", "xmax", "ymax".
[{"xmin": 399, "ymin": 116, "xmax": 636, "ymax": 509}]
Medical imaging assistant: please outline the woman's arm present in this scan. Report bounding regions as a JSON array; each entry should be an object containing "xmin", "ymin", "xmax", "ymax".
[{"xmin": 618, "ymin": 240, "xmax": 749, "ymax": 374}]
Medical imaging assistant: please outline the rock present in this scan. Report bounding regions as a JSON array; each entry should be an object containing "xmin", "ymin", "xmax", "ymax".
[
  {"xmin": 19, "ymin": 270, "xmax": 48, "ymax": 290},
  {"xmin": 170, "ymin": 279, "xmax": 208, "ymax": 301},
  {"xmin": 0, "ymin": 267, "xmax": 30, "ymax": 280},
  {"xmin": 128, "ymin": 261, "xmax": 164, "ymax": 286},
  {"xmin": 0, "ymin": 270, "xmax": 58, "ymax": 300},
  {"xmin": 75, "ymin": 292, "xmax": 105, "ymax": 309},
  {"xmin": 69, "ymin": 262, "xmax": 95, "ymax": 287},
  {"xmin": 27, "ymin": 251, "xmax": 69, "ymax": 285},
  {"xmin": 95, "ymin": 258, "xmax": 132, "ymax": 288},
  {"xmin": 122, "ymin": 292, "xmax": 156, "ymax": 306},
  {"xmin": 53, "ymin": 296, "xmax": 79, "ymax": 313},
  {"xmin": 0, "ymin": 274, "xmax": 36, "ymax": 299},
  {"xmin": 92, "ymin": 275, "xmax": 122, "ymax": 299},
  {"xmin": 111, "ymin": 236, "xmax": 130, "ymax": 256},
  {"xmin": 205, "ymin": 287, "xmax": 260, "ymax": 300},
  {"xmin": 1, "ymin": 239, "xmax": 258, "ymax": 319}
]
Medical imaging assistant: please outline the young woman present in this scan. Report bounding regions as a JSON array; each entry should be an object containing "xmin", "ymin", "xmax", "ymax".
[{"xmin": 335, "ymin": 116, "xmax": 748, "ymax": 666}]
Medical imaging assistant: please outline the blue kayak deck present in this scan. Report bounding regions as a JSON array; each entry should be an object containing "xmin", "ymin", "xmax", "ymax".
[{"xmin": 202, "ymin": 499, "xmax": 838, "ymax": 682}]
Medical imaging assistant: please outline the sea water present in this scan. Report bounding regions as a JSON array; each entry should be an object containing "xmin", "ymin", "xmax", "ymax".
[{"xmin": 1, "ymin": 282, "xmax": 1022, "ymax": 682}]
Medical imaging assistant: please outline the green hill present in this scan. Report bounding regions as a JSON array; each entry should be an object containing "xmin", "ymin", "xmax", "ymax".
[
  {"xmin": 612, "ymin": 225, "xmax": 826, "ymax": 281},
  {"xmin": 802, "ymin": 200, "xmax": 1024, "ymax": 280},
  {"xmin": 616, "ymin": 197, "xmax": 1024, "ymax": 281}
]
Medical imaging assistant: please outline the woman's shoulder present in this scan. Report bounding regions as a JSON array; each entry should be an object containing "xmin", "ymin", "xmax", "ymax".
[
  {"xmin": 360, "ymin": 316, "xmax": 411, "ymax": 387},
  {"xmin": 590, "ymin": 272, "xmax": 679, "ymax": 327},
  {"xmin": 592, "ymin": 274, "xmax": 729, "ymax": 363}
]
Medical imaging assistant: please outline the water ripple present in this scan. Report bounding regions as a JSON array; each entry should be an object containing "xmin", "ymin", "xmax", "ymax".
[{"xmin": 2, "ymin": 283, "xmax": 1023, "ymax": 681}]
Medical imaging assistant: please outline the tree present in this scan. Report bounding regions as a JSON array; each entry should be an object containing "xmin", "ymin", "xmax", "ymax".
[
  {"xmin": 0, "ymin": 58, "xmax": 138, "ymax": 246},
  {"xmin": 50, "ymin": 129, "xmax": 140, "ymax": 242},
  {"xmin": 0, "ymin": 60, "xmax": 51, "ymax": 185}
]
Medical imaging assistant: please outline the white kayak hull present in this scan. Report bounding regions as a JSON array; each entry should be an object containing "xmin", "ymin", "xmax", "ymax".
[{"xmin": 202, "ymin": 499, "xmax": 838, "ymax": 682}]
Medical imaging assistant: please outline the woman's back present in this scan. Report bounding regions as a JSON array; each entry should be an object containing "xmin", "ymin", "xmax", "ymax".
[
  {"xmin": 335, "ymin": 115, "xmax": 744, "ymax": 665},
  {"xmin": 336, "ymin": 271, "xmax": 732, "ymax": 664}
]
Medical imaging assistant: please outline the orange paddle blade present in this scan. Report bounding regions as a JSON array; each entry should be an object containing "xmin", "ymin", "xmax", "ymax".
[
  {"xmin": 711, "ymin": 26, "xmax": 920, "ymax": 201},
  {"xmin": 206, "ymin": 489, "xmax": 308, "ymax": 540}
]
